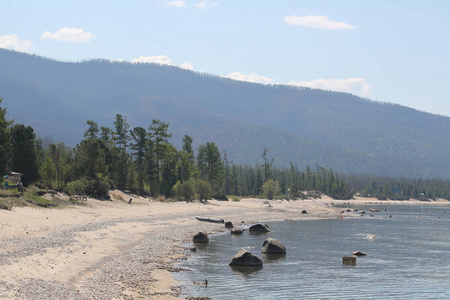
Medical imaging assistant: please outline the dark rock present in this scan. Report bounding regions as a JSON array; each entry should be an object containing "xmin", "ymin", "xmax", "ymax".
[
  {"xmin": 261, "ymin": 238, "xmax": 286, "ymax": 254},
  {"xmin": 193, "ymin": 232, "xmax": 209, "ymax": 244},
  {"xmin": 302, "ymin": 210, "xmax": 308, "ymax": 214},
  {"xmin": 231, "ymin": 228, "xmax": 244, "ymax": 235},
  {"xmin": 225, "ymin": 221, "xmax": 234, "ymax": 228},
  {"xmin": 229, "ymin": 249, "xmax": 263, "ymax": 267},
  {"xmin": 352, "ymin": 251, "xmax": 366, "ymax": 256},
  {"xmin": 249, "ymin": 223, "xmax": 270, "ymax": 233},
  {"xmin": 343, "ymin": 256, "xmax": 356, "ymax": 265}
]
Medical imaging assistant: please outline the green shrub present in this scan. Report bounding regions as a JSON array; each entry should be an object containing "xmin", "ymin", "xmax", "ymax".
[
  {"xmin": 172, "ymin": 180, "xmax": 182, "ymax": 200},
  {"xmin": 212, "ymin": 193, "xmax": 228, "ymax": 201},
  {"xmin": 87, "ymin": 173, "xmax": 112, "ymax": 199},
  {"xmin": 197, "ymin": 179, "xmax": 212, "ymax": 201},
  {"xmin": 181, "ymin": 179, "xmax": 196, "ymax": 202},
  {"xmin": 65, "ymin": 174, "xmax": 112, "ymax": 199},
  {"xmin": 66, "ymin": 178, "xmax": 89, "ymax": 195},
  {"xmin": 262, "ymin": 179, "xmax": 279, "ymax": 200}
]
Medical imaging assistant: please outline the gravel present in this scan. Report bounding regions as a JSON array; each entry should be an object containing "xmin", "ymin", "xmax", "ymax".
[{"xmin": 0, "ymin": 207, "xmax": 281, "ymax": 299}]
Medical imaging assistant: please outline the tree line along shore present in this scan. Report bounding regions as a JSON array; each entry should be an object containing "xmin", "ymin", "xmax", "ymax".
[{"xmin": 2, "ymin": 96, "xmax": 450, "ymax": 206}]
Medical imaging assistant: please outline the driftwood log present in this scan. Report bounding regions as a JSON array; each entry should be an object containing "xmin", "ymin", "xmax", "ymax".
[{"xmin": 196, "ymin": 216, "xmax": 225, "ymax": 223}]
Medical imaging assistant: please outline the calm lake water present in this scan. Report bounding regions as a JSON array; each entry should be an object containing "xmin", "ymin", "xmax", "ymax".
[{"xmin": 174, "ymin": 204, "xmax": 450, "ymax": 299}]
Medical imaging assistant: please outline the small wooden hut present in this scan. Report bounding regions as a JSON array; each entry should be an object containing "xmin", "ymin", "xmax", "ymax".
[{"xmin": 4, "ymin": 172, "xmax": 24, "ymax": 185}]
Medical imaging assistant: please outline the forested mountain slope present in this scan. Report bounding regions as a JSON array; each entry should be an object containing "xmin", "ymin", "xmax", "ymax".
[{"xmin": 1, "ymin": 49, "xmax": 449, "ymax": 178}]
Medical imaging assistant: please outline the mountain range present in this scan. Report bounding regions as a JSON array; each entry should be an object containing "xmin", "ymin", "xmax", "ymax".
[{"xmin": 1, "ymin": 49, "xmax": 449, "ymax": 178}]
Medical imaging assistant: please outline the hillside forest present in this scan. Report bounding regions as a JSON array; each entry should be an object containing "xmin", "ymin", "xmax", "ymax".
[
  {"xmin": 2, "ymin": 49, "xmax": 450, "ymax": 180},
  {"xmin": 2, "ymin": 97, "xmax": 450, "ymax": 201}
]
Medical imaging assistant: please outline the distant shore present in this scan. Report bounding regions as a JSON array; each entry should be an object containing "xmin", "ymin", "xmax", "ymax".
[{"xmin": 0, "ymin": 191, "xmax": 448, "ymax": 299}]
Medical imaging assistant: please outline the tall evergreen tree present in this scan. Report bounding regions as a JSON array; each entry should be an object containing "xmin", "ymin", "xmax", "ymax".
[
  {"xmin": 100, "ymin": 126, "xmax": 114, "ymax": 145},
  {"xmin": 180, "ymin": 135, "xmax": 196, "ymax": 182},
  {"xmin": 222, "ymin": 150, "xmax": 231, "ymax": 195},
  {"xmin": 0, "ymin": 98, "xmax": 13, "ymax": 175},
  {"xmin": 197, "ymin": 142, "xmax": 222, "ymax": 187},
  {"xmin": 160, "ymin": 143, "xmax": 179, "ymax": 197},
  {"xmin": 84, "ymin": 120, "xmax": 99, "ymax": 139},
  {"xmin": 261, "ymin": 147, "xmax": 274, "ymax": 181},
  {"xmin": 73, "ymin": 138, "xmax": 107, "ymax": 179},
  {"xmin": 130, "ymin": 126, "xmax": 148, "ymax": 192},
  {"xmin": 113, "ymin": 114, "xmax": 130, "ymax": 150},
  {"xmin": 10, "ymin": 124, "xmax": 39, "ymax": 185},
  {"xmin": 148, "ymin": 119, "xmax": 172, "ymax": 195}
]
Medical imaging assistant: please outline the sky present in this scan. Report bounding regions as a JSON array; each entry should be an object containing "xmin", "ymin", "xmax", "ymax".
[{"xmin": 1, "ymin": 0, "xmax": 450, "ymax": 116}]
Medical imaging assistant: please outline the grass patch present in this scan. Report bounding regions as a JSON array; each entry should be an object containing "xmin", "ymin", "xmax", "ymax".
[
  {"xmin": 23, "ymin": 192, "xmax": 58, "ymax": 208},
  {"xmin": 0, "ymin": 188, "xmax": 87, "ymax": 209},
  {"xmin": 0, "ymin": 198, "xmax": 12, "ymax": 210},
  {"xmin": 229, "ymin": 195, "xmax": 241, "ymax": 202}
]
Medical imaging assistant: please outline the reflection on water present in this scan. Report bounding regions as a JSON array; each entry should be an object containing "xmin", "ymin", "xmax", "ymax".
[
  {"xmin": 174, "ymin": 205, "xmax": 450, "ymax": 299},
  {"xmin": 261, "ymin": 253, "xmax": 286, "ymax": 263},
  {"xmin": 230, "ymin": 265, "xmax": 263, "ymax": 275}
]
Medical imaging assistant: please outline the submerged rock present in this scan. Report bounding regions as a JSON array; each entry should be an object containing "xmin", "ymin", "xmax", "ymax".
[
  {"xmin": 249, "ymin": 223, "xmax": 270, "ymax": 233},
  {"xmin": 352, "ymin": 251, "xmax": 366, "ymax": 256},
  {"xmin": 231, "ymin": 228, "xmax": 244, "ymax": 235}
]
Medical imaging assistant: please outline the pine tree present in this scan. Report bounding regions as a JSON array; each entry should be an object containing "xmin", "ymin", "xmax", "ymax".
[
  {"xmin": 130, "ymin": 127, "xmax": 148, "ymax": 192},
  {"xmin": 84, "ymin": 120, "xmax": 99, "ymax": 139},
  {"xmin": 10, "ymin": 124, "xmax": 39, "ymax": 186},
  {"xmin": 148, "ymin": 119, "xmax": 172, "ymax": 195},
  {"xmin": 113, "ymin": 114, "xmax": 130, "ymax": 150},
  {"xmin": 0, "ymin": 98, "xmax": 13, "ymax": 175}
]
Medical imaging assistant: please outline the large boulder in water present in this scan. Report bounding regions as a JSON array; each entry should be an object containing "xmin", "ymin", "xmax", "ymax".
[
  {"xmin": 261, "ymin": 238, "xmax": 286, "ymax": 254},
  {"xmin": 229, "ymin": 249, "xmax": 263, "ymax": 267},
  {"xmin": 249, "ymin": 223, "xmax": 270, "ymax": 233},
  {"xmin": 193, "ymin": 232, "xmax": 209, "ymax": 244}
]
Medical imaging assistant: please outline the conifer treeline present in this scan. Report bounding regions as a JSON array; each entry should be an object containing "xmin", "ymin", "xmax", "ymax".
[{"xmin": 2, "ymin": 99, "xmax": 450, "ymax": 201}]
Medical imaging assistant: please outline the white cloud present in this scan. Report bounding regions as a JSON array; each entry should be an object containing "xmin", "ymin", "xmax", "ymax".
[
  {"xmin": 165, "ymin": 0, "xmax": 186, "ymax": 8},
  {"xmin": 289, "ymin": 78, "xmax": 371, "ymax": 97},
  {"xmin": 0, "ymin": 34, "xmax": 32, "ymax": 52},
  {"xmin": 194, "ymin": 1, "xmax": 219, "ymax": 9},
  {"xmin": 131, "ymin": 55, "xmax": 194, "ymax": 70},
  {"xmin": 180, "ymin": 62, "xmax": 194, "ymax": 70},
  {"xmin": 284, "ymin": 15, "xmax": 355, "ymax": 30},
  {"xmin": 226, "ymin": 72, "xmax": 274, "ymax": 85},
  {"xmin": 132, "ymin": 55, "xmax": 173, "ymax": 65},
  {"xmin": 41, "ymin": 27, "xmax": 96, "ymax": 43}
]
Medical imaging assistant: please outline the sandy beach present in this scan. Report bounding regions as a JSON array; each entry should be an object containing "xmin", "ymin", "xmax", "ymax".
[{"xmin": 0, "ymin": 191, "xmax": 448, "ymax": 299}]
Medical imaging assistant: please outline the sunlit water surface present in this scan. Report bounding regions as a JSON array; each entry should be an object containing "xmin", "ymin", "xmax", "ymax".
[{"xmin": 174, "ymin": 204, "xmax": 450, "ymax": 299}]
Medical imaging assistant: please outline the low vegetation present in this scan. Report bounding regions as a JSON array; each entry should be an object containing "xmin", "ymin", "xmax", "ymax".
[{"xmin": 0, "ymin": 187, "xmax": 86, "ymax": 210}]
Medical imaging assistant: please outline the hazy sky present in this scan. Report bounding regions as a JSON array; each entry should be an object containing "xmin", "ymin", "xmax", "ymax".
[{"xmin": 1, "ymin": 0, "xmax": 449, "ymax": 116}]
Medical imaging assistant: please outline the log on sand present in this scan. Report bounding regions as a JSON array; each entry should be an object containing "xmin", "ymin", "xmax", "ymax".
[{"xmin": 196, "ymin": 216, "xmax": 225, "ymax": 223}]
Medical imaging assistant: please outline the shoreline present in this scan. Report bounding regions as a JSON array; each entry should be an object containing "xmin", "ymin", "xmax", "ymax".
[{"xmin": 0, "ymin": 192, "xmax": 448, "ymax": 299}]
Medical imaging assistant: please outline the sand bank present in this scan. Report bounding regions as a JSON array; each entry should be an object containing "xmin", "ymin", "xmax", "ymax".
[{"xmin": 0, "ymin": 192, "xmax": 447, "ymax": 299}]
